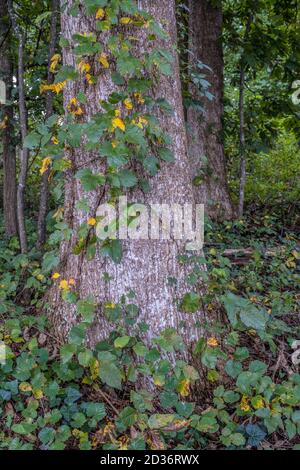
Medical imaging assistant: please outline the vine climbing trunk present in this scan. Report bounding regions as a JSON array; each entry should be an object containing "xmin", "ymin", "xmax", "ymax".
[
  {"xmin": 0, "ymin": 0, "xmax": 17, "ymax": 237},
  {"xmin": 48, "ymin": 0, "xmax": 204, "ymax": 351},
  {"xmin": 187, "ymin": 0, "xmax": 234, "ymax": 220}
]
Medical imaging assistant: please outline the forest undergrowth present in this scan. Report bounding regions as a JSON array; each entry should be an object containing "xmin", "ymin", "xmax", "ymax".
[{"xmin": 0, "ymin": 210, "xmax": 299, "ymax": 450}]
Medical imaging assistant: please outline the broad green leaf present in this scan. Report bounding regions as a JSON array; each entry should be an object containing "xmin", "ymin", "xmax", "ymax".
[
  {"xmin": 114, "ymin": 336, "xmax": 130, "ymax": 349},
  {"xmin": 76, "ymin": 169, "xmax": 105, "ymax": 191},
  {"xmin": 60, "ymin": 344, "xmax": 77, "ymax": 364},
  {"xmin": 180, "ymin": 292, "xmax": 200, "ymax": 313},
  {"xmin": 24, "ymin": 132, "xmax": 40, "ymax": 149}
]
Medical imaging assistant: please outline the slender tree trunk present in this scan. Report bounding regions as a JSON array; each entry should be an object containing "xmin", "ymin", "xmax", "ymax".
[
  {"xmin": 48, "ymin": 0, "xmax": 204, "ymax": 349},
  {"xmin": 187, "ymin": 0, "xmax": 234, "ymax": 220},
  {"xmin": 237, "ymin": 16, "xmax": 252, "ymax": 219},
  {"xmin": 36, "ymin": 0, "xmax": 59, "ymax": 249},
  {"xmin": 0, "ymin": 0, "xmax": 17, "ymax": 236},
  {"xmin": 8, "ymin": 0, "xmax": 28, "ymax": 253},
  {"xmin": 238, "ymin": 67, "xmax": 246, "ymax": 218}
]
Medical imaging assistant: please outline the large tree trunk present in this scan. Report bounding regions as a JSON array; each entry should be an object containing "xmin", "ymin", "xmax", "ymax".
[
  {"xmin": 49, "ymin": 0, "xmax": 204, "ymax": 349},
  {"xmin": 187, "ymin": 0, "xmax": 234, "ymax": 220},
  {"xmin": 0, "ymin": 0, "xmax": 17, "ymax": 237}
]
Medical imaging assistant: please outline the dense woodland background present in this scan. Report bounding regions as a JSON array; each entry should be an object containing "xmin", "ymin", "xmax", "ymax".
[{"xmin": 0, "ymin": 0, "xmax": 299, "ymax": 451}]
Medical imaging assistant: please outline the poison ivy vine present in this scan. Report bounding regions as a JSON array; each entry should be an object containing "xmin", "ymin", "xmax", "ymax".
[{"xmin": 25, "ymin": 0, "xmax": 181, "ymax": 362}]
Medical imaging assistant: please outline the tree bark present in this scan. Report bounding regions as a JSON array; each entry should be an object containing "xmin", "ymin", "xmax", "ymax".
[
  {"xmin": 8, "ymin": 0, "xmax": 29, "ymax": 253},
  {"xmin": 237, "ymin": 16, "xmax": 252, "ymax": 219},
  {"xmin": 238, "ymin": 67, "xmax": 246, "ymax": 218},
  {"xmin": 0, "ymin": 0, "xmax": 17, "ymax": 236},
  {"xmin": 48, "ymin": 0, "xmax": 204, "ymax": 349},
  {"xmin": 36, "ymin": 0, "xmax": 59, "ymax": 249},
  {"xmin": 187, "ymin": 0, "xmax": 234, "ymax": 220}
]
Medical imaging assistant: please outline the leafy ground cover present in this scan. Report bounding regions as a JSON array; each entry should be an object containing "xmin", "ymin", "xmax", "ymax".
[{"xmin": 0, "ymin": 213, "xmax": 299, "ymax": 450}]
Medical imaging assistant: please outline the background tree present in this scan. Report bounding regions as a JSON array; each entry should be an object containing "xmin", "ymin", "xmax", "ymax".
[
  {"xmin": 8, "ymin": 0, "xmax": 29, "ymax": 252},
  {"xmin": 187, "ymin": 0, "xmax": 234, "ymax": 220},
  {"xmin": 0, "ymin": 0, "xmax": 17, "ymax": 237},
  {"xmin": 223, "ymin": 0, "xmax": 300, "ymax": 217}
]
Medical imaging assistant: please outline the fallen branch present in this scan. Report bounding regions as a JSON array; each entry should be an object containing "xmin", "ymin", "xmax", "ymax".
[{"xmin": 220, "ymin": 247, "xmax": 284, "ymax": 265}]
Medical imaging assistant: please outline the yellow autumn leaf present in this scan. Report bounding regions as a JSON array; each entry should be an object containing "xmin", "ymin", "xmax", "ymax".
[
  {"xmin": 72, "ymin": 429, "xmax": 88, "ymax": 443},
  {"xmin": 120, "ymin": 17, "xmax": 132, "ymax": 25},
  {"xmin": 51, "ymin": 53, "xmax": 61, "ymax": 61},
  {"xmin": 240, "ymin": 395, "xmax": 251, "ymax": 412},
  {"xmin": 85, "ymin": 73, "xmax": 94, "ymax": 85},
  {"xmin": 33, "ymin": 389, "xmax": 43, "ymax": 399},
  {"xmin": 59, "ymin": 279, "xmax": 69, "ymax": 290},
  {"xmin": 40, "ymin": 157, "xmax": 52, "ymax": 175},
  {"xmin": 123, "ymin": 98, "xmax": 133, "ymax": 110},
  {"xmin": 105, "ymin": 302, "xmax": 116, "ymax": 309},
  {"xmin": 82, "ymin": 375, "xmax": 92, "ymax": 385},
  {"xmin": 95, "ymin": 8, "xmax": 105, "ymax": 19},
  {"xmin": 19, "ymin": 382, "xmax": 32, "ymax": 392},
  {"xmin": 134, "ymin": 92, "xmax": 145, "ymax": 104},
  {"xmin": 98, "ymin": 52, "xmax": 109, "ymax": 68},
  {"xmin": 286, "ymin": 259, "xmax": 296, "ymax": 268},
  {"xmin": 118, "ymin": 436, "xmax": 129, "ymax": 450},
  {"xmin": 104, "ymin": 422, "xmax": 115, "ymax": 437},
  {"xmin": 53, "ymin": 207, "xmax": 64, "ymax": 220},
  {"xmin": 87, "ymin": 217, "xmax": 96, "ymax": 226},
  {"xmin": 177, "ymin": 379, "xmax": 191, "ymax": 397},
  {"xmin": 79, "ymin": 32, "xmax": 94, "ymax": 39},
  {"xmin": 207, "ymin": 336, "xmax": 218, "ymax": 347},
  {"xmin": 68, "ymin": 97, "xmax": 83, "ymax": 116},
  {"xmin": 112, "ymin": 117, "xmax": 126, "ymax": 132},
  {"xmin": 52, "ymin": 272, "xmax": 60, "ymax": 280},
  {"xmin": 90, "ymin": 358, "xmax": 100, "ymax": 380},
  {"xmin": 252, "ymin": 396, "xmax": 265, "ymax": 410},
  {"xmin": 77, "ymin": 61, "xmax": 91, "ymax": 73},
  {"xmin": 153, "ymin": 375, "xmax": 165, "ymax": 387},
  {"xmin": 49, "ymin": 53, "xmax": 61, "ymax": 72},
  {"xmin": 40, "ymin": 80, "xmax": 66, "ymax": 94},
  {"xmin": 0, "ymin": 116, "xmax": 8, "ymax": 129},
  {"xmin": 75, "ymin": 107, "xmax": 83, "ymax": 115},
  {"xmin": 131, "ymin": 116, "xmax": 148, "ymax": 129}
]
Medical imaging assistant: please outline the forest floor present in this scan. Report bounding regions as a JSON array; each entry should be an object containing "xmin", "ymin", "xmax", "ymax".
[{"xmin": 0, "ymin": 212, "xmax": 299, "ymax": 450}]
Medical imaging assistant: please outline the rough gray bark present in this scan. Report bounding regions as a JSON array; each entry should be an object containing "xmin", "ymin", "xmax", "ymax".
[
  {"xmin": 187, "ymin": 0, "xmax": 234, "ymax": 220},
  {"xmin": 49, "ymin": 0, "xmax": 204, "ymax": 349},
  {"xmin": 37, "ymin": 0, "xmax": 59, "ymax": 249},
  {"xmin": 8, "ymin": 0, "xmax": 28, "ymax": 252},
  {"xmin": 0, "ymin": 0, "xmax": 17, "ymax": 236}
]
